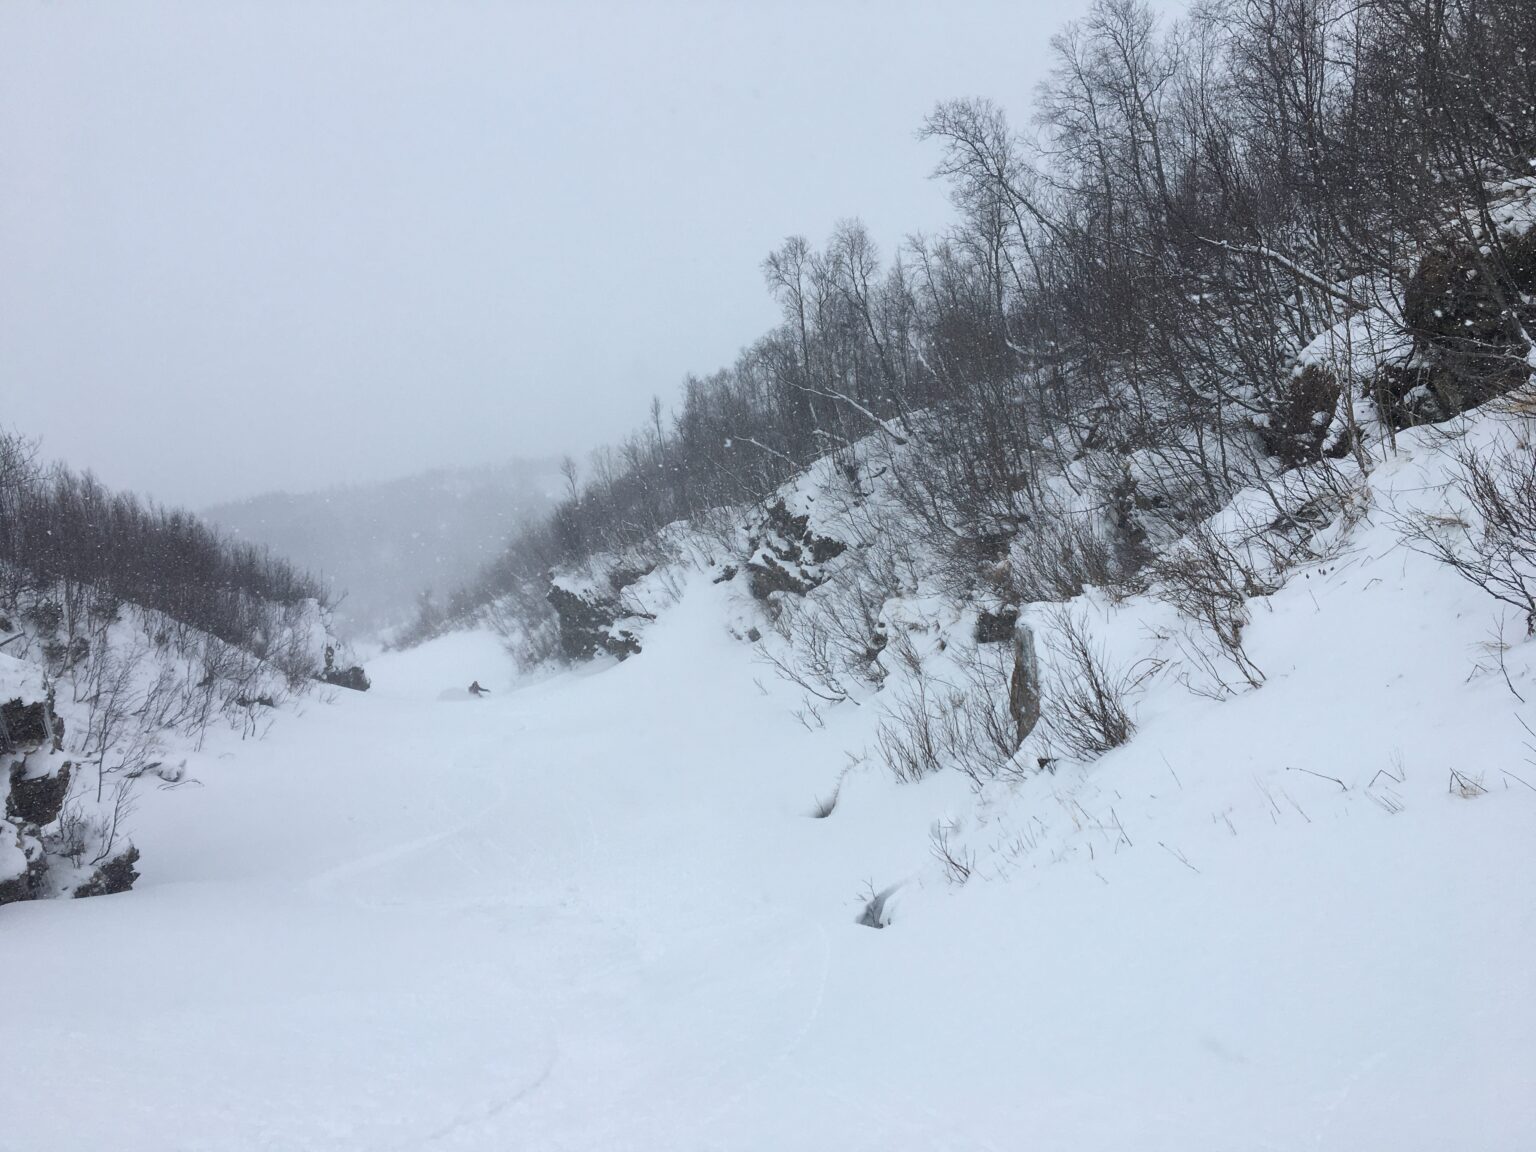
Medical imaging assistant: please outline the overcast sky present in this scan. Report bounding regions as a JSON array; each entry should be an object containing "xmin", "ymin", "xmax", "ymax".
[{"xmin": 1, "ymin": 0, "xmax": 1091, "ymax": 508}]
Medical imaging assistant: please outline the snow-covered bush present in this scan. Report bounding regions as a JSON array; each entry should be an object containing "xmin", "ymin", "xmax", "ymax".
[
  {"xmin": 1403, "ymin": 418, "xmax": 1536, "ymax": 634},
  {"xmin": 1039, "ymin": 606, "xmax": 1150, "ymax": 762}
]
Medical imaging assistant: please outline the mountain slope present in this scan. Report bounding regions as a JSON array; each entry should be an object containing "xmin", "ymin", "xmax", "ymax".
[
  {"xmin": 2, "ymin": 410, "xmax": 1532, "ymax": 1150},
  {"xmin": 1, "ymin": 427, "xmax": 349, "ymax": 906},
  {"xmin": 204, "ymin": 460, "xmax": 561, "ymax": 638}
]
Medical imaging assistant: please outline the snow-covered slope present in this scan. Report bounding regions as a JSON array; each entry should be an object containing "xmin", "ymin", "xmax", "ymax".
[{"xmin": 1, "ymin": 415, "xmax": 1533, "ymax": 1151}]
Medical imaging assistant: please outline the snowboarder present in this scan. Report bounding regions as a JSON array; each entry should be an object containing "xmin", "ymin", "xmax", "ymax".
[{"xmin": 468, "ymin": 680, "xmax": 488, "ymax": 697}]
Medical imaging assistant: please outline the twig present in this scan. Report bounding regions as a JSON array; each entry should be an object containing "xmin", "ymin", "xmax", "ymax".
[
  {"xmin": 1158, "ymin": 841, "xmax": 1201, "ymax": 874},
  {"xmin": 1161, "ymin": 752, "xmax": 1183, "ymax": 792},
  {"xmin": 1286, "ymin": 765, "xmax": 1348, "ymax": 791},
  {"xmin": 1279, "ymin": 787, "xmax": 1312, "ymax": 823},
  {"xmin": 1195, "ymin": 235, "xmax": 1370, "ymax": 311},
  {"xmin": 1108, "ymin": 806, "xmax": 1133, "ymax": 848},
  {"xmin": 1491, "ymin": 616, "xmax": 1525, "ymax": 703},
  {"xmin": 1500, "ymin": 768, "xmax": 1536, "ymax": 793}
]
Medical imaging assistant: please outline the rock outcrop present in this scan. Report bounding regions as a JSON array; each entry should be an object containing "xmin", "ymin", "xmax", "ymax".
[
  {"xmin": 0, "ymin": 683, "xmax": 142, "ymax": 905},
  {"xmin": 1, "ymin": 694, "xmax": 63, "ymax": 753},
  {"xmin": 7, "ymin": 758, "xmax": 72, "ymax": 827},
  {"xmin": 743, "ymin": 499, "xmax": 846, "ymax": 602},
  {"xmin": 0, "ymin": 819, "xmax": 47, "ymax": 906},
  {"xmin": 1378, "ymin": 227, "xmax": 1536, "ymax": 425},
  {"xmin": 1008, "ymin": 623, "xmax": 1042, "ymax": 751},
  {"xmin": 73, "ymin": 846, "xmax": 141, "ymax": 899},
  {"xmin": 548, "ymin": 583, "xmax": 645, "ymax": 662},
  {"xmin": 319, "ymin": 665, "xmax": 371, "ymax": 692},
  {"xmin": 974, "ymin": 607, "xmax": 1020, "ymax": 645}
]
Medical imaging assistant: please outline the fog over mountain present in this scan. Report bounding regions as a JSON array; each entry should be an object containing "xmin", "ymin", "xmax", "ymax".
[{"xmin": 204, "ymin": 459, "xmax": 561, "ymax": 638}]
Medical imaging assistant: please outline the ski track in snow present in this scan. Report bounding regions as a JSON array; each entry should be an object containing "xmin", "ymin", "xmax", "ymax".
[
  {"xmin": 407, "ymin": 1033, "xmax": 562, "ymax": 1151},
  {"xmin": 306, "ymin": 755, "xmax": 516, "ymax": 911}
]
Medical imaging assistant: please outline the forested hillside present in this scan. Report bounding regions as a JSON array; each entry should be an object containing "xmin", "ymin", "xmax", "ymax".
[
  {"xmin": 1, "ymin": 429, "xmax": 351, "ymax": 905},
  {"xmin": 412, "ymin": 0, "xmax": 1536, "ymax": 652}
]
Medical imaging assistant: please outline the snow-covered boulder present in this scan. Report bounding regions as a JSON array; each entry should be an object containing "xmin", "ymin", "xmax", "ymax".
[
  {"xmin": 742, "ymin": 498, "xmax": 846, "ymax": 602},
  {"xmin": 973, "ymin": 606, "xmax": 1019, "ymax": 644},
  {"xmin": 0, "ymin": 818, "xmax": 46, "ymax": 906},
  {"xmin": 319, "ymin": 664, "xmax": 371, "ymax": 692},
  {"xmin": 72, "ymin": 846, "xmax": 140, "ymax": 899}
]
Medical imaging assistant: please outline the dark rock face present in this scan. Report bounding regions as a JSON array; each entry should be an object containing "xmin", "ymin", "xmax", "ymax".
[
  {"xmin": 319, "ymin": 643, "xmax": 370, "ymax": 691},
  {"xmin": 319, "ymin": 665, "xmax": 371, "ymax": 692},
  {"xmin": 547, "ymin": 584, "xmax": 644, "ymax": 662},
  {"xmin": 1, "ymin": 696, "xmax": 63, "ymax": 753},
  {"xmin": 0, "ymin": 872, "xmax": 28, "ymax": 905},
  {"xmin": 0, "ymin": 685, "xmax": 146, "ymax": 908},
  {"xmin": 7, "ymin": 759, "xmax": 72, "ymax": 827},
  {"xmin": 974, "ymin": 607, "xmax": 1020, "ymax": 645},
  {"xmin": 743, "ymin": 499, "xmax": 846, "ymax": 602},
  {"xmin": 1259, "ymin": 364, "xmax": 1351, "ymax": 469},
  {"xmin": 760, "ymin": 499, "xmax": 846, "ymax": 564},
  {"xmin": 606, "ymin": 565, "xmax": 655, "ymax": 594},
  {"xmin": 1378, "ymin": 228, "xmax": 1536, "ymax": 425},
  {"xmin": 74, "ymin": 845, "xmax": 140, "ymax": 899},
  {"xmin": 1008, "ymin": 623, "xmax": 1042, "ymax": 751},
  {"xmin": 745, "ymin": 556, "xmax": 814, "ymax": 600},
  {"xmin": 0, "ymin": 721, "xmax": 72, "ymax": 905}
]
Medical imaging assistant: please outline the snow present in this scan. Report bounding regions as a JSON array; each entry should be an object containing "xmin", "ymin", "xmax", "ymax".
[
  {"xmin": 369, "ymin": 628, "xmax": 514, "ymax": 697},
  {"xmin": 0, "ymin": 650, "xmax": 48, "ymax": 702},
  {"xmin": 2, "ymin": 417, "xmax": 1535, "ymax": 1149},
  {"xmin": 0, "ymin": 826, "xmax": 27, "ymax": 886}
]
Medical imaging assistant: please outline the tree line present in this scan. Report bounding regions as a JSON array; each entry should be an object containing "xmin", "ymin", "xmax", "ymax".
[{"xmin": 1, "ymin": 428, "xmax": 328, "ymax": 658}]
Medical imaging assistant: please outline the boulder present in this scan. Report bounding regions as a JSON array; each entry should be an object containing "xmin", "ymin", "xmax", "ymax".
[
  {"xmin": 0, "ymin": 819, "xmax": 47, "ymax": 906},
  {"xmin": 1008, "ymin": 623, "xmax": 1042, "ymax": 751},
  {"xmin": 745, "ymin": 556, "xmax": 813, "ymax": 600},
  {"xmin": 759, "ymin": 498, "xmax": 846, "ymax": 564},
  {"xmin": 1379, "ymin": 227, "xmax": 1536, "ymax": 425},
  {"xmin": 74, "ymin": 845, "xmax": 140, "ymax": 899},
  {"xmin": 319, "ymin": 665, "xmax": 371, "ymax": 692},
  {"xmin": 974, "ymin": 607, "xmax": 1020, "ymax": 645},
  {"xmin": 7, "ymin": 758, "xmax": 72, "ymax": 827},
  {"xmin": 0, "ymin": 695, "xmax": 63, "ymax": 753},
  {"xmin": 741, "ymin": 498, "xmax": 846, "ymax": 602}
]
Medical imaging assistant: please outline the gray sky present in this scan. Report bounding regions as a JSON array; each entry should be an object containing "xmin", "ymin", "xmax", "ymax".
[{"xmin": 1, "ymin": 0, "xmax": 1088, "ymax": 507}]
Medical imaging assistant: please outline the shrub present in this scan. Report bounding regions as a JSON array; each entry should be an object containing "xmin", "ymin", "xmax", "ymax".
[{"xmin": 1041, "ymin": 607, "xmax": 1149, "ymax": 760}]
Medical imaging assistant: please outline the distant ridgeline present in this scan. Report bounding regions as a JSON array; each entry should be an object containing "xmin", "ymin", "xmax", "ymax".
[
  {"xmin": 0, "ymin": 429, "xmax": 367, "ymax": 906},
  {"xmin": 203, "ymin": 459, "xmax": 562, "ymax": 640}
]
